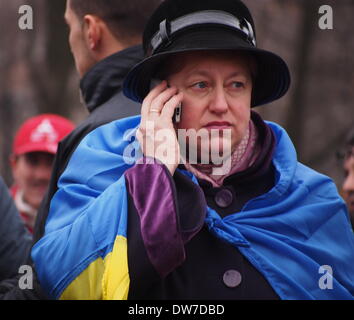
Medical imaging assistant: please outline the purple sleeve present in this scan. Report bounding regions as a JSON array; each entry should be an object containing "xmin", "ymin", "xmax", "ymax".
[{"xmin": 125, "ymin": 158, "xmax": 206, "ymax": 278}]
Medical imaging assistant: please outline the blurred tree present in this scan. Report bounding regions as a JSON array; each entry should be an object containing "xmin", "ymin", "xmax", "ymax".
[
  {"xmin": 244, "ymin": 0, "xmax": 354, "ymax": 186},
  {"xmin": 285, "ymin": 0, "xmax": 319, "ymax": 157},
  {"xmin": 0, "ymin": 0, "xmax": 24, "ymax": 185},
  {"xmin": 24, "ymin": 0, "xmax": 74, "ymax": 116},
  {"xmin": 0, "ymin": 0, "xmax": 80, "ymax": 185}
]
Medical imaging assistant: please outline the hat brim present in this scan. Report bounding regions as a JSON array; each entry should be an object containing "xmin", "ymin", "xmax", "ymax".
[
  {"xmin": 14, "ymin": 144, "xmax": 58, "ymax": 156},
  {"xmin": 123, "ymin": 27, "xmax": 290, "ymax": 107}
]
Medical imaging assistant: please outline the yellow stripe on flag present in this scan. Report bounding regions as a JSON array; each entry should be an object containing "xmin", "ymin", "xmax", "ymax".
[{"xmin": 59, "ymin": 235, "xmax": 130, "ymax": 300}]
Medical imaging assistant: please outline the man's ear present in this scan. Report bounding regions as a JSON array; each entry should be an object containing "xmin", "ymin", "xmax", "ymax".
[
  {"xmin": 9, "ymin": 154, "xmax": 18, "ymax": 169},
  {"xmin": 9, "ymin": 155, "xmax": 20, "ymax": 181},
  {"xmin": 83, "ymin": 15, "xmax": 102, "ymax": 50}
]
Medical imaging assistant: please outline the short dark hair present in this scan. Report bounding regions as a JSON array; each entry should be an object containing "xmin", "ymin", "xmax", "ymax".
[
  {"xmin": 337, "ymin": 128, "xmax": 354, "ymax": 161},
  {"xmin": 346, "ymin": 129, "xmax": 354, "ymax": 147},
  {"xmin": 69, "ymin": 0, "xmax": 162, "ymax": 43},
  {"xmin": 345, "ymin": 129, "xmax": 354, "ymax": 158}
]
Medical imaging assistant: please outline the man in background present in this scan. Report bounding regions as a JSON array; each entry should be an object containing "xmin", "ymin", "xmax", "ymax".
[
  {"xmin": 0, "ymin": 0, "xmax": 161, "ymax": 299},
  {"xmin": 34, "ymin": 0, "xmax": 162, "ymax": 242},
  {"xmin": 10, "ymin": 114, "xmax": 74, "ymax": 233}
]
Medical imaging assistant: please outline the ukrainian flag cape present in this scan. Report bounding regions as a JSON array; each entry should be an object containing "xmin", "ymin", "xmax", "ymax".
[{"xmin": 32, "ymin": 116, "xmax": 354, "ymax": 300}]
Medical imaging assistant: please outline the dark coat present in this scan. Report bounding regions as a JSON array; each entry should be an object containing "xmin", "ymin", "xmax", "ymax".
[{"xmin": 0, "ymin": 177, "xmax": 31, "ymax": 284}]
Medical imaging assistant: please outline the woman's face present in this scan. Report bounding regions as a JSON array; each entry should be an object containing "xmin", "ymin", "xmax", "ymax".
[{"xmin": 167, "ymin": 51, "xmax": 253, "ymax": 162}]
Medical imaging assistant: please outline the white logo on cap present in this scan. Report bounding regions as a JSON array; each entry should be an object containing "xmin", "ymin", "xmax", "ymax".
[{"xmin": 30, "ymin": 119, "xmax": 58, "ymax": 144}]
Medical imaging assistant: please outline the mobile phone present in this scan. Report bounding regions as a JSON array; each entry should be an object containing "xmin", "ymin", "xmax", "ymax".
[
  {"xmin": 172, "ymin": 102, "xmax": 182, "ymax": 123},
  {"xmin": 149, "ymin": 78, "xmax": 182, "ymax": 123}
]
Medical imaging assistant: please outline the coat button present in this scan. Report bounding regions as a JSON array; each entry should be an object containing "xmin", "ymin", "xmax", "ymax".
[
  {"xmin": 214, "ymin": 189, "xmax": 233, "ymax": 208},
  {"xmin": 223, "ymin": 270, "xmax": 242, "ymax": 288}
]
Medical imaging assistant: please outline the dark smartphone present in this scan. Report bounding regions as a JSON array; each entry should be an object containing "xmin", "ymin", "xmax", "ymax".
[
  {"xmin": 172, "ymin": 102, "xmax": 182, "ymax": 123},
  {"xmin": 150, "ymin": 78, "xmax": 182, "ymax": 123}
]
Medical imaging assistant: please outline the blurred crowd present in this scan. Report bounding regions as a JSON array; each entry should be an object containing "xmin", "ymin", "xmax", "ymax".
[{"xmin": 0, "ymin": 0, "xmax": 353, "ymax": 301}]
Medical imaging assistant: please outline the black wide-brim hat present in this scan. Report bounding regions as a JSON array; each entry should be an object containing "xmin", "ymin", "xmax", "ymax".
[{"xmin": 123, "ymin": 0, "xmax": 291, "ymax": 107}]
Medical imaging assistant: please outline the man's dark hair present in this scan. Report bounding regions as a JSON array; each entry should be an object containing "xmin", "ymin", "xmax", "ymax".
[
  {"xmin": 346, "ymin": 129, "xmax": 354, "ymax": 148},
  {"xmin": 344, "ymin": 129, "xmax": 354, "ymax": 158},
  {"xmin": 69, "ymin": 0, "xmax": 162, "ymax": 43},
  {"xmin": 337, "ymin": 128, "xmax": 354, "ymax": 161}
]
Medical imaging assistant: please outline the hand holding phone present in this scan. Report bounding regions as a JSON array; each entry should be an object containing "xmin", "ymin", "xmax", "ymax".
[{"xmin": 139, "ymin": 79, "xmax": 183, "ymax": 175}]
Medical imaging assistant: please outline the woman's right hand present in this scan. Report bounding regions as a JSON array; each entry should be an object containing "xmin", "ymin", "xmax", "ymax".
[{"xmin": 137, "ymin": 80, "xmax": 183, "ymax": 175}]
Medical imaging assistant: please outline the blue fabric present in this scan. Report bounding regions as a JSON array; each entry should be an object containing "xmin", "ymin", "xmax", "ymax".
[{"xmin": 32, "ymin": 115, "xmax": 354, "ymax": 300}]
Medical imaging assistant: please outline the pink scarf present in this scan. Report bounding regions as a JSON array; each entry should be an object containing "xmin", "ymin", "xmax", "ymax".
[{"xmin": 184, "ymin": 120, "xmax": 260, "ymax": 187}]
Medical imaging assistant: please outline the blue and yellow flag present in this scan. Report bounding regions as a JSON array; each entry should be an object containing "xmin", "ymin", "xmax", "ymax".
[{"xmin": 32, "ymin": 116, "xmax": 354, "ymax": 300}]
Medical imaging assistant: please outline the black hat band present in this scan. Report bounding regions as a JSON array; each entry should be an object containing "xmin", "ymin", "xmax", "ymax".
[{"xmin": 150, "ymin": 10, "xmax": 256, "ymax": 55}]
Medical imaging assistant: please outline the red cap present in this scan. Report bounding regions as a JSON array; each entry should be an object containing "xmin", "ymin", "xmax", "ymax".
[{"xmin": 13, "ymin": 114, "xmax": 75, "ymax": 156}]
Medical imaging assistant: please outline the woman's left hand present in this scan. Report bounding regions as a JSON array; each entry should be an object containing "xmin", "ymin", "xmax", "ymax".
[{"xmin": 137, "ymin": 80, "xmax": 183, "ymax": 175}]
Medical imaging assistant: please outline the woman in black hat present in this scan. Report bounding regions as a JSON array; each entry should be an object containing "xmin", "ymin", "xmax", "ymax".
[{"xmin": 32, "ymin": 0, "xmax": 354, "ymax": 300}]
